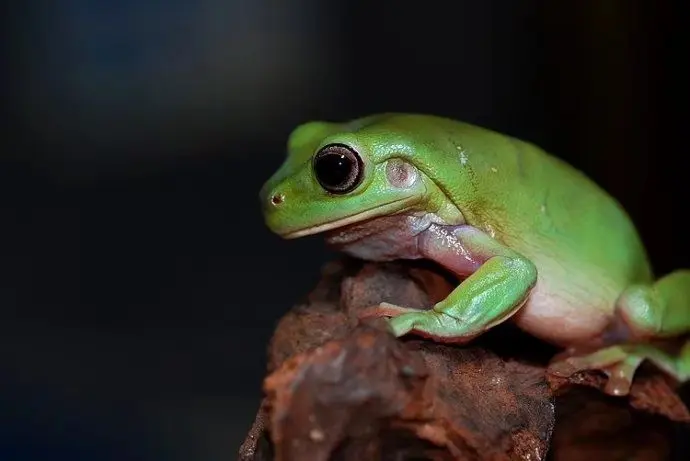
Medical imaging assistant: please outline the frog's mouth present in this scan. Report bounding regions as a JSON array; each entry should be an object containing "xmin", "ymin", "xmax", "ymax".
[{"xmin": 282, "ymin": 197, "xmax": 416, "ymax": 239}]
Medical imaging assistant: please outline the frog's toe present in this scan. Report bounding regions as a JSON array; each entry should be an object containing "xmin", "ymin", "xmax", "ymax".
[
  {"xmin": 548, "ymin": 345, "xmax": 627, "ymax": 376},
  {"xmin": 602, "ymin": 358, "xmax": 643, "ymax": 396},
  {"xmin": 358, "ymin": 302, "xmax": 427, "ymax": 320},
  {"xmin": 386, "ymin": 311, "xmax": 432, "ymax": 337},
  {"xmin": 358, "ymin": 303, "xmax": 444, "ymax": 338},
  {"xmin": 547, "ymin": 345, "xmax": 642, "ymax": 396}
]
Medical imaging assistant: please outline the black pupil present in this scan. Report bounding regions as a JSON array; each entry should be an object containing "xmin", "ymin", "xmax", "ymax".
[{"xmin": 315, "ymin": 152, "xmax": 354, "ymax": 188}]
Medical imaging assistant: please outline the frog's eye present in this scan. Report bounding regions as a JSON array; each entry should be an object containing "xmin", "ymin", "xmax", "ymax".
[{"xmin": 312, "ymin": 143, "xmax": 364, "ymax": 194}]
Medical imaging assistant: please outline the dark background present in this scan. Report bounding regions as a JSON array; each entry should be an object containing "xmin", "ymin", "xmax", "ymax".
[{"xmin": 1, "ymin": 0, "xmax": 687, "ymax": 459}]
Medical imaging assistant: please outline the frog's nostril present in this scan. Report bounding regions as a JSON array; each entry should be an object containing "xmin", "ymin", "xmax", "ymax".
[{"xmin": 271, "ymin": 193, "xmax": 285, "ymax": 206}]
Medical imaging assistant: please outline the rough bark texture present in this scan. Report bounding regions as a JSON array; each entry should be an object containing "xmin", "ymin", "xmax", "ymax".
[{"xmin": 238, "ymin": 259, "xmax": 690, "ymax": 461}]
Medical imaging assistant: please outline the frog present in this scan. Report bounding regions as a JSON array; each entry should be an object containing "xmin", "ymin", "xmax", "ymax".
[{"xmin": 259, "ymin": 113, "xmax": 690, "ymax": 396}]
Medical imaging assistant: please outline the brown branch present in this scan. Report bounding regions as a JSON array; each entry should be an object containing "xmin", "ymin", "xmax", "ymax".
[{"xmin": 239, "ymin": 259, "xmax": 689, "ymax": 461}]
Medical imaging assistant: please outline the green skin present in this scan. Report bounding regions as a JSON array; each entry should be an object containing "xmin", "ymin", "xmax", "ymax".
[{"xmin": 260, "ymin": 113, "xmax": 690, "ymax": 396}]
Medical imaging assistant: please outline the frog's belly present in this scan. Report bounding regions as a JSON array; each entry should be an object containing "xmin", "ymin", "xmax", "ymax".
[
  {"xmin": 512, "ymin": 269, "xmax": 619, "ymax": 347},
  {"xmin": 325, "ymin": 214, "xmax": 621, "ymax": 347}
]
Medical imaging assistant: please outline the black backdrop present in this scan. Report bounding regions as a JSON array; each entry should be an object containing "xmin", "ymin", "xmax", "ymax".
[{"xmin": 2, "ymin": 1, "xmax": 687, "ymax": 459}]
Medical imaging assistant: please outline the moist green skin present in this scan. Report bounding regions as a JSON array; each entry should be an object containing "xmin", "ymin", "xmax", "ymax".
[{"xmin": 260, "ymin": 113, "xmax": 690, "ymax": 396}]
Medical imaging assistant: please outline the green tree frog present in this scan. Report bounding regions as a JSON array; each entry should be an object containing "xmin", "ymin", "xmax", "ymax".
[{"xmin": 260, "ymin": 113, "xmax": 690, "ymax": 396}]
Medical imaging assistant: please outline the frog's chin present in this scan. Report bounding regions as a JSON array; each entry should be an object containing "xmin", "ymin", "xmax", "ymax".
[{"xmin": 280, "ymin": 197, "xmax": 416, "ymax": 239}]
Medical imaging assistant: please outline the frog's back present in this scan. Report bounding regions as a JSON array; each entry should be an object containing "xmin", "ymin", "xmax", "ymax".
[
  {"xmin": 356, "ymin": 114, "xmax": 653, "ymax": 341},
  {"xmin": 346, "ymin": 113, "xmax": 651, "ymax": 281}
]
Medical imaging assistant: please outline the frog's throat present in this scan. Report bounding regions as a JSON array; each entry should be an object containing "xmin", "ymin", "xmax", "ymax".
[{"xmin": 281, "ymin": 196, "xmax": 419, "ymax": 239}]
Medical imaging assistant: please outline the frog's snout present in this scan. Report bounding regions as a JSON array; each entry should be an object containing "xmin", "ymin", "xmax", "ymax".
[
  {"xmin": 269, "ymin": 192, "xmax": 285, "ymax": 206},
  {"xmin": 259, "ymin": 180, "xmax": 293, "ymax": 238},
  {"xmin": 259, "ymin": 181, "xmax": 286, "ymax": 215}
]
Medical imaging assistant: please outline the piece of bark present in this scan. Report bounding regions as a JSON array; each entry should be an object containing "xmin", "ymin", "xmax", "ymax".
[
  {"xmin": 548, "ymin": 366, "xmax": 690, "ymax": 423},
  {"xmin": 238, "ymin": 400, "xmax": 273, "ymax": 461},
  {"xmin": 263, "ymin": 326, "xmax": 554, "ymax": 461},
  {"xmin": 550, "ymin": 388, "xmax": 675, "ymax": 461},
  {"xmin": 238, "ymin": 259, "xmax": 690, "ymax": 461}
]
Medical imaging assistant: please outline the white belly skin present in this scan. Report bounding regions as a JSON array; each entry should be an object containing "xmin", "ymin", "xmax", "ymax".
[
  {"xmin": 512, "ymin": 264, "xmax": 620, "ymax": 347},
  {"xmin": 326, "ymin": 214, "xmax": 621, "ymax": 348}
]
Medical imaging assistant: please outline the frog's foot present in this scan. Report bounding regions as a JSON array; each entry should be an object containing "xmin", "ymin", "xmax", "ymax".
[
  {"xmin": 358, "ymin": 302, "xmax": 427, "ymax": 320},
  {"xmin": 548, "ymin": 345, "xmax": 642, "ymax": 396},
  {"xmin": 548, "ymin": 341, "xmax": 690, "ymax": 397},
  {"xmin": 359, "ymin": 303, "xmax": 478, "ymax": 344},
  {"xmin": 358, "ymin": 303, "xmax": 444, "ymax": 338}
]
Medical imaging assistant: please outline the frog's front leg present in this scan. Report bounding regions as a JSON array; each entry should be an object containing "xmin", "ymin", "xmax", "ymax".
[{"xmin": 362, "ymin": 224, "xmax": 538, "ymax": 343}]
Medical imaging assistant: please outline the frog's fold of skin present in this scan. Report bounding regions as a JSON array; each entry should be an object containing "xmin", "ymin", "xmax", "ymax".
[{"xmin": 260, "ymin": 113, "xmax": 690, "ymax": 397}]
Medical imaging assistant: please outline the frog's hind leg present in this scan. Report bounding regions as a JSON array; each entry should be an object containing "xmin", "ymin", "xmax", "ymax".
[
  {"xmin": 549, "ymin": 340, "xmax": 690, "ymax": 396},
  {"xmin": 548, "ymin": 270, "xmax": 690, "ymax": 396}
]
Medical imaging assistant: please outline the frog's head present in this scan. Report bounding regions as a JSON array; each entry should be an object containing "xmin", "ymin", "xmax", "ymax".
[{"xmin": 260, "ymin": 115, "xmax": 448, "ymax": 239}]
